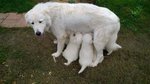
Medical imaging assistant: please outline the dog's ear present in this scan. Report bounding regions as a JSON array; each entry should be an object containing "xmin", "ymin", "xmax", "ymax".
[
  {"xmin": 24, "ymin": 13, "xmax": 31, "ymax": 26},
  {"xmin": 43, "ymin": 10, "xmax": 52, "ymax": 26},
  {"xmin": 24, "ymin": 13, "xmax": 29, "ymax": 23},
  {"xmin": 46, "ymin": 14, "xmax": 52, "ymax": 26},
  {"xmin": 42, "ymin": 10, "xmax": 52, "ymax": 32}
]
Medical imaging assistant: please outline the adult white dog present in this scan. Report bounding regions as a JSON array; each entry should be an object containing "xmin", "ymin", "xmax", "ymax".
[{"xmin": 25, "ymin": 2, "xmax": 121, "ymax": 66}]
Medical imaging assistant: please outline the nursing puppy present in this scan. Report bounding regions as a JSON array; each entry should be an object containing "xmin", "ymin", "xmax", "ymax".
[
  {"xmin": 63, "ymin": 33, "xmax": 82, "ymax": 66},
  {"xmin": 78, "ymin": 33, "xmax": 94, "ymax": 74}
]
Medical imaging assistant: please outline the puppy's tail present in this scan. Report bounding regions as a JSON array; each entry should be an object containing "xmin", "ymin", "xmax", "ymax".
[{"xmin": 78, "ymin": 65, "xmax": 87, "ymax": 74}]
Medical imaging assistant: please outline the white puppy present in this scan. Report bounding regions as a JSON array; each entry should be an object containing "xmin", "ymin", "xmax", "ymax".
[
  {"xmin": 78, "ymin": 33, "xmax": 94, "ymax": 74},
  {"xmin": 63, "ymin": 33, "xmax": 82, "ymax": 66}
]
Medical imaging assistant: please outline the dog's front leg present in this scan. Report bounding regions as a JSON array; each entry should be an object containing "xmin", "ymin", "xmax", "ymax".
[{"xmin": 52, "ymin": 38, "xmax": 66, "ymax": 58}]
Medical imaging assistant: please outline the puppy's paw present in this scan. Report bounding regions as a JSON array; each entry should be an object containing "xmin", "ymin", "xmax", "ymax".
[{"xmin": 52, "ymin": 52, "xmax": 60, "ymax": 57}]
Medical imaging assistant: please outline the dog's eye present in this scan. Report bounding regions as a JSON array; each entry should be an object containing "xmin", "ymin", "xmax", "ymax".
[
  {"xmin": 39, "ymin": 21, "xmax": 42, "ymax": 23},
  {"xmin": 31, "ymin": 22, "xmax": 34, "ymax": 25}
]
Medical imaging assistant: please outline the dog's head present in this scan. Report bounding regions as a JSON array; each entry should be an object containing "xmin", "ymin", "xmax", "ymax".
[
  {"xmin": 82, "ymin": 33, "xmax": 92, "ymax": 44},
  {"xmin": 25, "ymin": 10, "xmax": 52, "ymax": 36}
]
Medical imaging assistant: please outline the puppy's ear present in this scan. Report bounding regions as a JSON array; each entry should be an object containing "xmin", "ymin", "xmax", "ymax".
[{"xmin": 69, "ymin": 33, "xmax": 75, "ymax": 41}]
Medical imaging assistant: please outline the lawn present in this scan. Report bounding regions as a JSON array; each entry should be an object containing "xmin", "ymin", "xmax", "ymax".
[
  {"xmin": 0, "ymin": 27, "xmax": 149, "ymax": 84},
  {"xmin": 95, "ymin": 0, "xmax": 150, "ymax": 32},
  {"xmin": 0, "ymin": 0, "xmax": 150, "ymax": 83},
  {"xmin": 0, "ymin": 0, "xmax": 36, "ymax": 13}
]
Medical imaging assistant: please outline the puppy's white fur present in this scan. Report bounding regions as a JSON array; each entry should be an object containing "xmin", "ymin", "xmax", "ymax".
[
  {"xmin": 63, "ymin": 33, "xmax": 82, "ymax": 66},
  {"xmin": 25, "ymin": 2, "xmax": 121, "ymax": 65},
  {"xmin": 78, "ymin": 33, "xmax": 93, "ymax": 74}
]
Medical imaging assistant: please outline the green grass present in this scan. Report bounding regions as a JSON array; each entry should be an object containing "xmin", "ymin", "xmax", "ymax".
[
  {"xmin": 0, "ymin": 0, "xmax": 150, "ymax": 83},
  {"xmin": 95, "ymin": 0, "xmax": 150, "ymax": 32},
  {"xmin": 0, "ymin": 27, "xmax": 150, "ymax": 84},
  {"xmin": 0, "ymin": 0, "xmax": 36, "ymax": 13}
]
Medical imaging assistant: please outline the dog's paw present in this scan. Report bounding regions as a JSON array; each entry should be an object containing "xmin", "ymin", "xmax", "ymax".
[
  {"xmin": 98, "ymin": 56, "xmax": 104, "ymax": 63},
  {"xmin": 107, "ymin": 51, "xmax": 112, "ymax": 55},
  {"xmin": 91, "ymin": 62, "xmax": 98, "ymax": 67},
  {"xmin": 52, "ymin": 52, "xmax": 60, "ymax": 57},
  {"xmin": 64, "ymin": 63, "xmax": 70, "ymax": 66},
  {"xmin": 53, "ymin": 56, "xmax": 57, "ymax": 63}
]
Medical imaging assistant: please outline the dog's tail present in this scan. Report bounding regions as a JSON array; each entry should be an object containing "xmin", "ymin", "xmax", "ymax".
[
  {"xmin": 78, "ymin": 65, "xmax": 87, "ymax": 74},
  {"xmin": 107, "ymin": 43, "xmax": 122, "ymax": 55},
  {"xmin": 113, "ymin": 43, "xmax": 122, "ymax": 51}
]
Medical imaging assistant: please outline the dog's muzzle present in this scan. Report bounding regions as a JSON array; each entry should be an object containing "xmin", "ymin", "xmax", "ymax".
[{"xmin": 36, "ymin": 31, "xmax": 41, "ymax": 36}]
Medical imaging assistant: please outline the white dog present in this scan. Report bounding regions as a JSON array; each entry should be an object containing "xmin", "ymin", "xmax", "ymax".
[
  {"xmin": 25, "ymin": 2, "xmax": 121, "ymax": 66},
  {"xmin": 62, "ymin": 33, "xmax": 82, "ymax": 66},
  {"xmin": 78, "ymin": 33, "xmax": 94, "ymax": 74}
]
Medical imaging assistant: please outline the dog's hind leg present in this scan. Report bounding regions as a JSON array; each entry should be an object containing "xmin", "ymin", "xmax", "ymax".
[
  {"xmin": 91, "ymin": 49, "xmax": 104, "ymax": 67},
  {"xmin": 106, "ymin": 22, "xmax": 121, "ymax": 55},
  {"xmin": 92, "ymin": 29, "xmax": 106, "ymax": 67},
  {"xmin": 107, "ymin": 43, "xmax": 122, "ymax": 55},
  {"xmin": 106, "ymin": 34, "xmax": 121, "ymax": 55}
]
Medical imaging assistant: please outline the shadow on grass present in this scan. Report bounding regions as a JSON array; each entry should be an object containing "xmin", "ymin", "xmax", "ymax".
[{"xmin": 0, "ymin": 27, "xmax": 150, "ymax": 84}]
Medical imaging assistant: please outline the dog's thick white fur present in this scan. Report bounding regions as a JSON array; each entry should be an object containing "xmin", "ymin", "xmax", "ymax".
[
  {"xmin": 25, "ymin": 2, "xmax": 121, "ymax": 66},
  {"xmin": 62, "ymin": 33, "xmax": 82, "ymax": 66},
  {"xmin": 78, "ymin": 34, "xmax": 94, "ymax": 74}
]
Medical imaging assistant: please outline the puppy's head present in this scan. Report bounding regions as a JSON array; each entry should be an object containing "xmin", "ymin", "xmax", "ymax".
[
  {"xmin": 70, "ymin": 33, "xmax": 82, "ymax": 44},
  {"xmin": 82, "ymin": 33, "xmax": 92, "ymax": 44},
  {"xmin": 75, "ymin": 33, "xmax": 83, "ymax": 44},
  {"xmin": 25, "ymin": 10, "xmax": 52, "ymax": 36}
]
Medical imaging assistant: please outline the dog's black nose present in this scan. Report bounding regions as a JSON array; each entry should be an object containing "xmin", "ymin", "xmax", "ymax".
[{"xmin": 36, "ymin": 32, "xmax": 41, "ymax": 36}]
